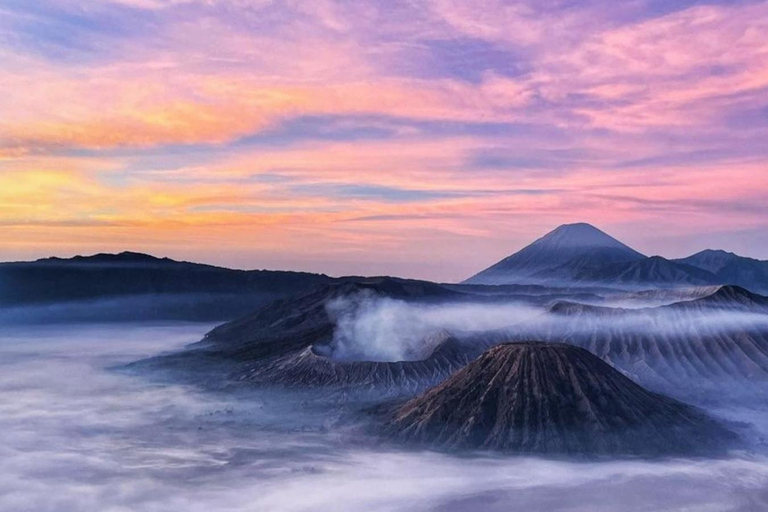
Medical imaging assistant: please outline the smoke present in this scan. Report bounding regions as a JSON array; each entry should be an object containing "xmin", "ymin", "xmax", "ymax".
[
  {"xmin": 326, "ymin": 292, "xmax": 540, "ymax": 362},
  {"xmin": 2, "ymin": 324, "xmax": 768, "ymax": 512}
]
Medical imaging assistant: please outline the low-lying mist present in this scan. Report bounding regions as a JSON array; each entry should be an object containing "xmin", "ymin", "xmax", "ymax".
[{"xmin": 2, "ymin": 324, "xmax": 768, "ymax": 512}]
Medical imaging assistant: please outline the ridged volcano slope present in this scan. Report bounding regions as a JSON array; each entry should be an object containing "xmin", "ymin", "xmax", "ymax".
[
  {"xmin": 497, "ymin": 286, "xmax": 768, "ymax": 401},
  {"xmin": 569, "ymin": 256, "xmax": 719, "ymax": 288},
  {"xmin": 383, "ymin": 343, "xmax": 735, "ymax": 456}
]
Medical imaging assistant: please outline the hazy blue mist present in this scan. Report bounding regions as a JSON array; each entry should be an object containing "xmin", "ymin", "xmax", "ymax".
[{"xmin": 2, "ymin": 324, "xmax": 768, "ymax": 511}]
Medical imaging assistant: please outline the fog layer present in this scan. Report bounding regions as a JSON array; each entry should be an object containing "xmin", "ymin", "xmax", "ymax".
[{"xmin": 3, "ymin": 324, "xmax": 768, "ymax": 512}]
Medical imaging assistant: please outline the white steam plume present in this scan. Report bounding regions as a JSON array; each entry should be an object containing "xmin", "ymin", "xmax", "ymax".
[{"xmin": 326, "ymin": 291, "xmax": 540, "ymax": 362}]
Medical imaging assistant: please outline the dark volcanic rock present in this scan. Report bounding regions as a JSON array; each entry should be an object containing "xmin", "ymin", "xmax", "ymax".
[
  {"xmin": 241, "ymin": 332, "xmax": 476, "ymax": 394},
  {"xmin": 383, "ymin": 342, "xmax": 736, "ymax": 456}
]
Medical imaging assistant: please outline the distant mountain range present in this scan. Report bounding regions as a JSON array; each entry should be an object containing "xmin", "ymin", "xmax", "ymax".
[
  {"xmin": 675, "ymin": 249, "xmax": 768, "ymax": 291},
  {"xmin": 0, "ymin": 251, "xmax": 333, "ymax": 322},
  {"xmin": 465, "ymin": 223, "xmax": 768, "ymax": 294},
  {"xmin": 3, "ymin": 224, "xmax": 767, "ymax": 322}
]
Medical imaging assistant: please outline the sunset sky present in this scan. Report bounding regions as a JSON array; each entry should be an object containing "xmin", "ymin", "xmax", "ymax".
[{"xmin": 1, "ymin": 0, "xmax": 767, "ymax": 281}]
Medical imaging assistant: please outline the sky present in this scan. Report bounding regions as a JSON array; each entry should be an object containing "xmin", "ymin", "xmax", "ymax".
[{"xmin": 1, "ymin": 0, "xmax": 767, "ymax": 281}]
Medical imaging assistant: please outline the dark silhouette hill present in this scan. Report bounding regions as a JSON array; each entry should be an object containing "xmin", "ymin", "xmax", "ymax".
[{"xmin": 0, "ymin": 252, "xmax": 332, "ymax": 322}]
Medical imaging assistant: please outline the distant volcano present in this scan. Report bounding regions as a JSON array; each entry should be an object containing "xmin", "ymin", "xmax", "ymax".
[
  {"xmin": 382, "ymin": 342, "xmax": 736, "ymax": 456},
  {"xmin": 463, "ymin": 223, "xmax": 768, "ymax": 292},
  {"xmin": 464, "ymin": 223, "xmax": 645, "ymax": 285}
]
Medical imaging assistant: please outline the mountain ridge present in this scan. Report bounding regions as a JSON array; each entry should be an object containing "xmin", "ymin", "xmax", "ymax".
[
  {"xmin": 0, "ymin": 251, "xmax": 334, "ymax": 322},
  {"xmin": 464, "ymin": 223, "xmax": 768, "ymax": 293},
  {"xmin": 676, "ymin": 250, "xmax": 768, "ymax": 294}
]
